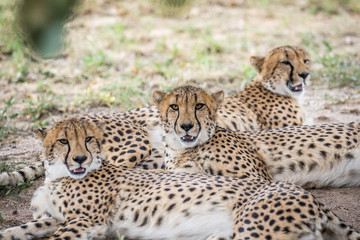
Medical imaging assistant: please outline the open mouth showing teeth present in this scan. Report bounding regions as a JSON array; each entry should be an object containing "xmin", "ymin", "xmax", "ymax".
[
  {"xmin": 70, "ymin": 167, "xmax": 86, "ymax": 175},
  {"xmin": 180, "ymin": 135, "xmax": 197, "ymax": 142},
  {"xmin": 287, "ymin": 82, "xmax": 303, "ymax": 92}
]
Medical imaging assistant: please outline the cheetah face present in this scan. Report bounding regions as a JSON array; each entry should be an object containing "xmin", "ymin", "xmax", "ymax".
[
  {"xmin": 34, "ymin": 118, "xmax": 105, "ymax": 181},
  {"xmin": 250, "ymin": 46, "xmax": 311, "ymax": 98},
  {"xmin": 153, "ymin": 86, "xmax": 224, "ymax": 150}
]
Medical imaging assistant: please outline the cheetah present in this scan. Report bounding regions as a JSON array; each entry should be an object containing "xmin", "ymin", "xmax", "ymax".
[
  {"xmin": 130, "ymin": 46, "xmax": 312, "ymax": 171},
  {"xmin": 117, "ymin": 45, "xmax": 310, "ymax": 146},
  {"xmin": 0, "ymin": 113, "xmax": 152, "ymax": 186},
  {"xmin": 217, "ymin": 45, "xmax": 311, "ymax": 130},
  {"xmin": 0, "ymin": 46, "xmax": 310, "ymax": 184},
  {"xmin": 1, "ymin": 118, "xmax": 359, "ymax": 240},
  {"xmin": 153, "ymin": 85, "xmax": 360, "ymax": 188}
]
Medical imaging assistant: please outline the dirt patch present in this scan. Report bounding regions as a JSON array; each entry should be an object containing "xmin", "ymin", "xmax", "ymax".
[{"xmin": 0, "ymin": 179, "xmax": 43, "ymax": 229}]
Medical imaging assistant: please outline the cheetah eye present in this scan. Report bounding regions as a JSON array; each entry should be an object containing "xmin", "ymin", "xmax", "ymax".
[
  {"xmin": 303, "ymin": 59, "xmax": 310, "ymax": 64},
  {"xmin": 280, "ymin": 60, "xmax": 291, "ymax": 66},
  {"xmin": 170, "ymin": 104, "xmax": 179, "ymax": 111},
  {"xmin": 58, "ymin": 139, "xmax": 68, "ymax": 144},
  {"xmin": 195, "ymin": 103, "xmax": 205, "ymax": 110},
  {"xmin": 85, "ymin": 136, "xmax": 93, "ymax": 143}
]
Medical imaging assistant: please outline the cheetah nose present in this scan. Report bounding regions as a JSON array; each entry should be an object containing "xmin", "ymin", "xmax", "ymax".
[
  {"xmin": 299, "ymin": 72, "xmax": 310, "ymax": 80},
  {"xmin": 73, "ymin": 155, "xmax": 87, "ymax": 164},
  {"xmin": 180, "ymin": 123, "xmax": 194, "ymax": 132}
]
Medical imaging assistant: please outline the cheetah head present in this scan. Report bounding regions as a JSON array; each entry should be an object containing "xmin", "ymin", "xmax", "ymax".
[
  {"xmin": 250, "ymin": 45, "xmax": 311, "ymax": 98},
  {"xmin": 153, "ymin": 86, "xmax": 224, "ymax": 150},
  {"xmin": 34, "ymin": 118, "xmax": 105, "ymax": 181}
]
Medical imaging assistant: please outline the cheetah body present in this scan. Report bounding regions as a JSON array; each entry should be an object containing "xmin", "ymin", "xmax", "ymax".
[
  {"xmin": 0, "ymin": 46, "xmax": 311, "ymax": 186},
  {"xmin": 1, "ymin": 118, "xmax": 359, "ymax": 240},
  {"xmin": 0, "ymin": 113, "xmax": 153, "ymax": 186},
  {"xmin": 121, "ymin": 45, "xmax": 311, "ymax": 139},
  {"xmin": 154, "ymin": 86, "xmax": 360, "ymax": 188}
]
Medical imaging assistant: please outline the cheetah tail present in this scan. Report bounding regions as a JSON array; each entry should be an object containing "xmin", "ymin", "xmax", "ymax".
[
  {"xmin": 0, "ymin": 162, "xmax": 44, "ymax": 186},
  {"xmin": 319, "ymin": 205, "xmax": 360, "ymax": 240}
]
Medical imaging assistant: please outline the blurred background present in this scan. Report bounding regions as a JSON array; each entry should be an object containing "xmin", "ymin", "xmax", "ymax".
[
  {"xmin": 0, "ymin": 0, "xmax": 359, "ymax": 134},
  {"xmin": 0, "ymin": 0, "xmax": 360, "ymax": 232}
]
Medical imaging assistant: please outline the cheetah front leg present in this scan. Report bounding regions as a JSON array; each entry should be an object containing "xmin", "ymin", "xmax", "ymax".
[
  {"xmin": 0, "ymin": 217, "xmax": 60, "ymax": 239},
  {"xmin": 49, "ymin": 218, "xmax": 107, "ymax": 240}
]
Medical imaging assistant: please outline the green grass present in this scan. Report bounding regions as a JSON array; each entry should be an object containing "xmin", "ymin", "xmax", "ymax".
[
  {"xmin": 153, "ymin": 0, "xmax": 195, "ymax": 16},
  {"xmin": 302, "ymin": 39, "xmax": 360, "ymax": 88},
  {"xmin": 0, "ymin": 161, "xmax": 30, "ymax": 173},
  {"xmin": 0, "ymin": 98, "xmax": 19, "ymax": 140},
  {"xmin": 315, "ymin": 53, "xmax": 360, "ymax": 88},
  {"xmin": 22, "ymin": 95, "xmax": 59, "ymax": 127},
  {"xmin": 0, "ymin": 161, "xmax": 35, "ymax": 197},
  {"xmin": 0, "ymin": 179, "xmax": 34, "ymax": 198},
  {"xmin": 307, "ymin": 0, "xmax": 360, "ymax": 14},
  {"xmin": 74, "ymin": 76, "xmax": 150, "ymax": 110},
  {"xmin": 244, "ymin": 0, "xmax": 360, "ymax": 13},
  {"xmin": 0, "ymin": 0, "xmax": 29, "ymax": 83}
]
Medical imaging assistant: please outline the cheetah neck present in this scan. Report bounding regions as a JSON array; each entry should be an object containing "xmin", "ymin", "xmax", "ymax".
[{"xmin": 161, "ymin": 125, "xmax": 216, "ymax": 170}]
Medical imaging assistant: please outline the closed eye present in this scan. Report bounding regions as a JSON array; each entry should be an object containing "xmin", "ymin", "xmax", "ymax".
[{"xmin": 304, "ymin": 59, "xmax": 310, "ymax": 64}]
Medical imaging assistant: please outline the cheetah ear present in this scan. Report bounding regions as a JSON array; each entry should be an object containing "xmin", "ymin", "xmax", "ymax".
[
  {"xmin": 95, "ymin": 121, "xmax": 106, "ymax": 132},
  {"xmin": 33, "ymin": 128, "xmax": 48, "ymax": 141},
  {"xmin": 250, "ymin": 56, "xmax": 265, "ymax": 73},
  {"xmin": 211, "ymin": 90, "xmax": 224, "ymax": 107},
  {"xmin": 152, "ymin": 90, "xmax": 166, "ymax": 106}
]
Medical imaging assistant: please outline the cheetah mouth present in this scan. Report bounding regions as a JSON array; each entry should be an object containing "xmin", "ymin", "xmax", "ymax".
[
  {"xmin": 70, "ymin": 167, "xmax": 86, "ymax": 175},
  {"xmin": 287, "ymin": 81, "xmax": 303, "ymax": 92},
  {"xmin": 180, "ymin": 134, "xmax": 197, "ymax": 142}
]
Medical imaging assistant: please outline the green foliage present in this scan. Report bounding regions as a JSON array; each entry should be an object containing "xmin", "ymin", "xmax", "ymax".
[
  {"xmin": 308, "ymin": 0, "xmax": 360, "ymax": 14},
  {"xmin": 74, "ymin": 76, "xmax": 149, "ymax": 110},
  {"xmin": 315, "ymin": 53, "xmax": 360, "ymax": 88},
  {"xmin": 0, "ymin": 161, "xmax": 28, "ymax": 173},
  {"xmin": 153, "ymin": 0, "xmax": 194, "ymax": 17},
  {"xmin": 22, "ymin": 95, "xmax": 59, "ymax": 127},
  {"xmin": 82, "ymin": 51, "xmax": 113, "ymax": 76},
  {"xmin": 0, "ymin": 178, "xmax": 34, "ymax": 198},
  {"xmin": 0, "ymin": 0, "xmax": 29, "ymax": 83},
  {"xmin": 0, "ymin": 98, "xmax": 19, "ymax": 140},
  {"xmin": 302, "ymin": 40, "xmax": 360, "ymax": 88}
]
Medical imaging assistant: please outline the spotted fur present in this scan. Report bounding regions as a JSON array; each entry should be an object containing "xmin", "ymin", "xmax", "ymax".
[
  {"xmin": 116, "ymin": 46, "xmax": 310, "ymax": 151},
  {"xmin": 1, "ymin": 118, "xmax": 358, "ymax": 240},
  {"xmin": 0, "ymin": 113, "xmax": 153, "ymax": 186},
  {"xmin": 123, "ymin": 46, "xmax": 311, "ymax": 171},
  {"xmin": 155, "ymin": 86, "xmax": 360, "ymax": 188},
  {"xmin": 218, "ymin": 45, "xmax": 311, "ymax": 130}
]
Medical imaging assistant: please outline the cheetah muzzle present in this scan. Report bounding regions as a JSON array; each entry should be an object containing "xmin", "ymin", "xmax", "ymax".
[{"xmin": 287, "ymin": 80, "xmax": 304, "ymax": 92}]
